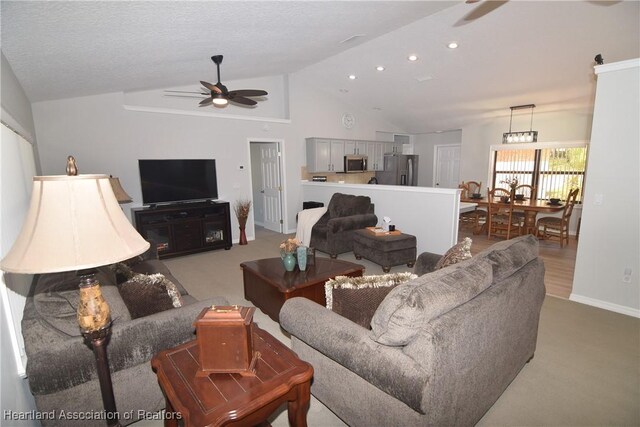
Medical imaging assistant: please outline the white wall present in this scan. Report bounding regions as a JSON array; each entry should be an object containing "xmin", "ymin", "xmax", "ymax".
[
  {"xmin": 413, "ymin": 130, "xmax": 462, "ymax": 187},
  {"xmin": 31, "ymin": 72, "xmax": 404, "ymax": 239},
  {"xmin": 302, "ymin": 182, "xmax": 460, "ymax": 255},
  {"xmin": 0, "ymin": 52, "xmax": 39, "ymax": 423},
  {"xmin": 571, "ymin": 59, "xmax": 640, "ymax": 317},
  {"xmin": 459, "ymin": 109, "xmax": 593, "ymax": 186}
]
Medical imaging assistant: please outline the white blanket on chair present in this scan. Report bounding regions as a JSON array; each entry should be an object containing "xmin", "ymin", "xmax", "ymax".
[{"xmin": 295, "ymin": 207, "xmax": 328, "ymax": 246}]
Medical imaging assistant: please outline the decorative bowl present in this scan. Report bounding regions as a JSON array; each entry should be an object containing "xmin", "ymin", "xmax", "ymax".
[
  {"xmin": 515, "ymin": 194, "xmax": 525, "ymax": 201},
  {"xmin": 500, "ymin": 196, "xmax": 510, "ymax": 203},
  {"xmin": 549, "ymin": 198, "xmax": 561, "ymax": 205},
  {"xmin": 471, "ymin": 193, "xmax": 482, "ymax": 199}
]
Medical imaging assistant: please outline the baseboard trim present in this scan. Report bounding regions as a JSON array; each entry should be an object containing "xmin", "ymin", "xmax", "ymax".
[{"xmin": 569, "ymin": 293, "xmax": 640, "ymax": 318}]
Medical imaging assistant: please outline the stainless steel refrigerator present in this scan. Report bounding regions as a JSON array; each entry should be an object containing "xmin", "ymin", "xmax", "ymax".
[{"xmin": 375, "ymin": 154, "xmax": 419, "ymax": 186}]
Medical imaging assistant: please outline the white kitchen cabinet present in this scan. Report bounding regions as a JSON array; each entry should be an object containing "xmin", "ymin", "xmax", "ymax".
[
  {"xmin": 366, "ymin": 141, "xmax": 386, "ymax": 171},
  {"xmin": 306, "ymin": 138, "xmax": 345, "ymax": 172},
  {"xmin": 344, "ymin": 140, "xmax": 366, "ymax": 155}
]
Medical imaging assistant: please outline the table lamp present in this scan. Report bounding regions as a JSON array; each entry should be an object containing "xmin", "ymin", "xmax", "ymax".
[
  {"xmin": 109, "ymin": 175, "xmax": 133, "ymax": 204},
  {"xmin": 0, "ymin": 157, "xmax": 150, "ymax": 426}
]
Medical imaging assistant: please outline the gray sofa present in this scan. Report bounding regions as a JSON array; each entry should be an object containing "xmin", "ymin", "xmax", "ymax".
[
  {"xmin": 280, "ymin": 235, "xmax": 545, "ymax": 426},
  {"xmin": 21, "ymin": 246, "xmax": 228, "ymax": 426},
  {"xmin": 310, "ymin": 192, "xmax": 378, "ymax": 258}
]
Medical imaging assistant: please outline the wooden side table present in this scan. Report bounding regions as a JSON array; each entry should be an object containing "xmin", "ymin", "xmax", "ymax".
[{"xmin": 151, "ymin": 325, "xmax": 313, "ymax": 426}]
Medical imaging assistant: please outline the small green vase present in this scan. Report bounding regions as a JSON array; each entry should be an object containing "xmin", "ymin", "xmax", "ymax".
[{"xmin": 282, "ymin": 252, "xmax": 296, "ymax": 272}]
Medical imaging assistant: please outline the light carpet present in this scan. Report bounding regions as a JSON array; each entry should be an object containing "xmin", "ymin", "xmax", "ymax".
[{"xmin": 139, "ymin": 227, "xmax": 639, "ymax": 426}]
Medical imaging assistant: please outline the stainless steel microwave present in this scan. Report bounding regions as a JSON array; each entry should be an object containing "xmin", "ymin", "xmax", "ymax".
[{"xmin": 344, "ymin": 155, "xmax": 368, "ymax": 173}]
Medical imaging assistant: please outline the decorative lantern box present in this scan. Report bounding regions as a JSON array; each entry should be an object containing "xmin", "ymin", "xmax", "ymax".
[{"xmin": 193, "ymin": 305, "xmax": 258, "ymax": 377}]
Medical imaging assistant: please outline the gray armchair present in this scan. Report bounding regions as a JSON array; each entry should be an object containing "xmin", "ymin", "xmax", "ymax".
[{"xmin": 310, "ymin": 193, "xmax": 378, "ymax": 258}]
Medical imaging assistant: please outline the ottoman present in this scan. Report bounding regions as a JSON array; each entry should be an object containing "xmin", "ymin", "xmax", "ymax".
[{"xmin": 352, "ymin": 229, "xmax": 417, "ymax": 273}]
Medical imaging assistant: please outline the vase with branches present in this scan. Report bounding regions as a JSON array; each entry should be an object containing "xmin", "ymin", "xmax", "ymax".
[{"xmin": 234, "ymin": 198, "xmax": 251, "ymax": 245}]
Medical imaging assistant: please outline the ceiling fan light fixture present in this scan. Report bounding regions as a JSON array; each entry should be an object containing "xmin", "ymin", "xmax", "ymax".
[
  {"xmin": 348, "ymin": 74, "xmax": 357, "ymax": 80},
  {"xmin": 376, "ymin": 66, "xmax": 385, "ymax": 71},
  {"xmin": 447, "ymin": 42, "xmax": 459, "ymax": 49},
  {"xmin": 212, "ymin": 95, "xmax": 228, "ymax": 106},
  {"xmin": 408, "ymin": 55, "xmax": 419, "ymax": 62}
]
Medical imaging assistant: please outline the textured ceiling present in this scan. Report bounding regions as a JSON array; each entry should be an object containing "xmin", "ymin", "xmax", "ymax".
[
  {"xmin": 293, "ymin": 0, "xmax": 640, "ymax": 132},
  {"xmin": 1, "ymin": 1, "xmax": 639, "ymax": 133},
  {"xmin": 0, "ymin": 1, "xmax": 453, "ymax": 101}
]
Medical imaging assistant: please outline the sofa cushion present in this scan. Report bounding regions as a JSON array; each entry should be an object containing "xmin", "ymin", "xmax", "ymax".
[
  {"xmin": 118, "ymin": 273, "xmax": 183, "ymax": 319},
  {"xmin": 370, "ymin": 258, "xmax": 493, "ymax": 346},
  {"xmin": 33, "ymin": 269, "xmax": 131, "ymax": 337},
  {"xmin": 434, "ymin": 237, "xmax": 472, "ymax": 269},
  {"xmin": 325, "ymin": 273, "xmax": 417, "ymax": 328},
  {"xmin": 474, "ymin": 235, "xmax": 539, "ymax": 283},
  {"xmin": 328, "ymin": 193, "xmax": 372, "ymax": 218}
]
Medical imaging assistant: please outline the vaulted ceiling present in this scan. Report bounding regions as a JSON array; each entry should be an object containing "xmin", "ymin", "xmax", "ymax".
[{"xmin": 2, "ymin": 1, "xmax": 639, "ymax": 133}]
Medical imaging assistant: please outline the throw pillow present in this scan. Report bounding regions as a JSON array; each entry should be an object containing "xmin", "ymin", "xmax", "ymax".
[
  {"xmin": 434, "ymin": 237, "xmax": 472, "ymax": 270},
  {"xmin": 118, "ymin": 273, "xmax": 183, "ymax": 319},
  {"xmin": 370, "ymin": 259, "xmax": 493, "ymax": 346},
  {"xmin": 325, "ymin": 272, "xmax": 417, "ymax": 328}
]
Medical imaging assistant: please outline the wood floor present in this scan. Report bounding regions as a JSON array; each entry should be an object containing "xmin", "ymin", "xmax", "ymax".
[{"xmin": 458, "ymin": 228, "xmax": 577, "ymax": 299}]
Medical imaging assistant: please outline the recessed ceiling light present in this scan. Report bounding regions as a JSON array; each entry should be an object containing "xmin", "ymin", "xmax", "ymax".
[
  {"xmin": 408, "ymin": 55, "xmax": 418, "ymax": 62},
  {"xmin": 348, "ymin": 74, "xmax": 357, "ymax": 80},
  {"xmin": 339, "ymin": 88, "xmax": 349, "ymax": 93},
  {"xmin": 448, "ymin": 42, "xmax": 459, "ymax": 49},
  {"xmin": 373, "ymin": 107, "xmax": 382, "ymax": 111},
  {"xmin": 376, "ymin": 66, "xmax": 385, "ymax": 71}
]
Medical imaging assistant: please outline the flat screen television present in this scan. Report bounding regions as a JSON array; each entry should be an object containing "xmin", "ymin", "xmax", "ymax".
[{"xmin": 138, "ymin": 159, "xmax": 219, "ymax": 205}]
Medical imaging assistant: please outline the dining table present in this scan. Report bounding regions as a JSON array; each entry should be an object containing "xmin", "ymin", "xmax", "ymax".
[{"xmin": 461, "ymin": 196, "xmax": 565, "ymax": 235}]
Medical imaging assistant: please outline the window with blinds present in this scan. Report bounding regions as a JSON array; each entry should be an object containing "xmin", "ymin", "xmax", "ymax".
[{"xmin": 492, "ymin": 144, "xmax": 588, "ymax": 201}]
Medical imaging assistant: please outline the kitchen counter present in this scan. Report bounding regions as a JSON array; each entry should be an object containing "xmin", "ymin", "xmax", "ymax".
[{"xmin": 301, "ymin": 181, "xmax": 461, "ymax": 255}]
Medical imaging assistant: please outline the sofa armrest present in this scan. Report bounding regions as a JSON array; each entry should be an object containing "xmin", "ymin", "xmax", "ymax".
[
  {"xmin": 327, "ymin": 213, "xmax": 378, "ymax": 233},
  {"xmin": 26, "ymin": 296, "xmax": 228, "ymax": 395},
  {"xmin": 414, "ymin": 252, "xmax": 441, "ymax": 276},
  {"xmin": 280, "ymin": 297, "xmax": 429, "ymax": 413}
]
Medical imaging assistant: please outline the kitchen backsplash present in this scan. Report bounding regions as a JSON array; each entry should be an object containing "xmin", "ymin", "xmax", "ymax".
[{"xmin": 300, "ymin": 167, "xmax": 375, "ymax": 184}]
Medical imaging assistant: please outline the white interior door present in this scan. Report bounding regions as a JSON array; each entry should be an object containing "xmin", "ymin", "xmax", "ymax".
[
  {"xmin": 434, "ymin": 144, "xmax": 461, "ymax": 188},
  {"xmin": 259, "ymin": 143, "xmax": 283, "ymax": 232}
]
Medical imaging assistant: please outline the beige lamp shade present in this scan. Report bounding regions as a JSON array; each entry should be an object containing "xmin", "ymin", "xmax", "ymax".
[
  {"xmin": 109, "ymin": 176, "xmax": 133, "ymax": 204},
  {"xmin": 0, "ymin": 174, "xmax": 150, "ymax": 274}
]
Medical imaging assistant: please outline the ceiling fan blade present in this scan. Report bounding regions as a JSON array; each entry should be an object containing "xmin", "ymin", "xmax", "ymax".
[
  {"xmin": 199, "ymin": 97, "xmax": 213, "ymax": 107},
  {"xmin": 165, "ymin": 90, "xmax": 208, "ymax": 95},
  {"xmin": 228, "ymin": 89, "xmax": 268, "ymax": 97},
  {"xmin": 229, "ymin": 96, "xmax": 257, "ymax": 106},
  {"xmin": 165, "ymin": 93, "xmax": 208, "ymax": 99},
  {"xmin": 462, "ymin": 0, "xmax": 508, "ymax": 21},
  {"xmin": 200, "ymin": 81, "xmax": 222, "ymax": 94}
]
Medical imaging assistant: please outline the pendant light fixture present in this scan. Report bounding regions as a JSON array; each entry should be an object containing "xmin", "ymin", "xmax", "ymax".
[{"xmin": 502, "ymin": 104, "xmax": 538, "ymax": 144}]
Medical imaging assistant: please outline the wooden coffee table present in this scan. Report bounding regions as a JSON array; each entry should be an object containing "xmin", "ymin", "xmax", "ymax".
[
  {"xmin": 241, "ymin": 257, "xmax": 364, "ymax": 322},
  {"xmin": 151, "ymin": 325, "xmax": 313, "ymax": 426}
]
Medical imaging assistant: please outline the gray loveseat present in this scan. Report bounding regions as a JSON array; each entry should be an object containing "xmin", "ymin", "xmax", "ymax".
[
  {"xmin": 21, "ymin": 246, "xmax": 228, "ymax": 426},
  {"xmin": 280, "ymin": 235, "xmax": 545, "ymax": 426}
]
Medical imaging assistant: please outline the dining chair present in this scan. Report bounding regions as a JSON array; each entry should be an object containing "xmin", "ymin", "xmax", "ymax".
[
  {"xmin": 514, "ymin": 184, "xmax": 537, "ymax": 200},
  {"xmin": 536, "ymin": 188, "xmax": 580, "ymax": 248},
  {"xmin": 512, "ymin": 184, "xmax": 537, "ymax": 233},
  {"xmin": 459, "ymin": 182, "xmax": 486, "ymax": 233},
  {"xmin": 466, "ymin": 181, "xmax": 482, "ymax": 196},
  {"xmin": 487, "ymin": 188, "xmax": 520, "ymax": 240}
]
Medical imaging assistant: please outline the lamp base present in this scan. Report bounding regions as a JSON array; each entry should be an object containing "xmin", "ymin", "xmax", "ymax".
[{"xmin": 82, "ymin": 324, "xmax": 121, "ymax": 427}]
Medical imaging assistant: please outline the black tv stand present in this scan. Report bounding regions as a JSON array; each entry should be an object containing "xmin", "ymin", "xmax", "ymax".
[{"xmin": 132, "ymin": 201, "xmax": 232, "ymax": 259}]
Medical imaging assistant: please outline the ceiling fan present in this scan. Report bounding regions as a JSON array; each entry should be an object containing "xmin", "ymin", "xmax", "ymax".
[
  {"xmin": 165, "ymin": 55, "xmax": 268, "ymax": 107},
  {"xmin": 461, "ymin": 0, "xmax": 621, "ymax": 24}
]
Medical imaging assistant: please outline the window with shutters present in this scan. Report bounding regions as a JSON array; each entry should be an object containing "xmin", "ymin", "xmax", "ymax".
[{"xmin": 491, "ymin": 142, "xmax": 588, "ymax": 202}]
